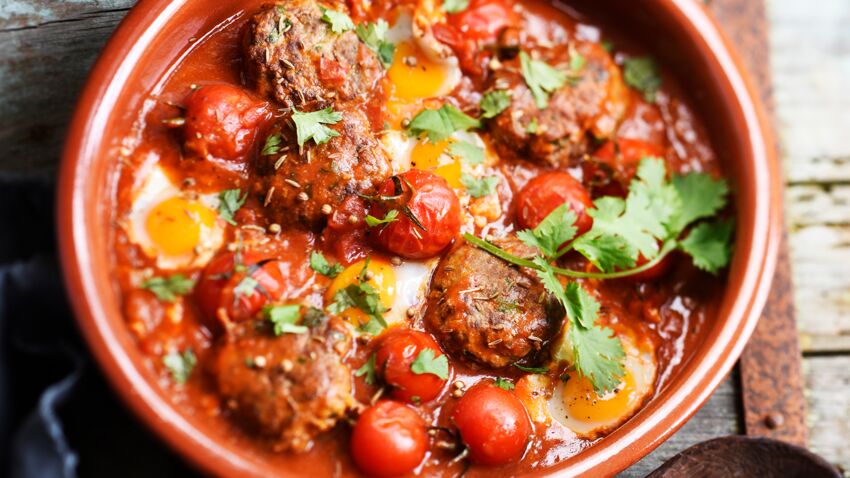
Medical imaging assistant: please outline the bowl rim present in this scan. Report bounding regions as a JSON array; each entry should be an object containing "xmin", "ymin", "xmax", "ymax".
[{"xmin": 57, "ymin": 0, "xmax": 781, "ymax": 476}]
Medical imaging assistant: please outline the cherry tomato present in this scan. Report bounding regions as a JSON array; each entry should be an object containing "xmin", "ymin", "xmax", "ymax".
[
  {"xmin": 515, "ymin": 172, "xmax": 594, "ymax": 236},
  {"xmin": 183, "ymin": 84, "xmax": 270, "ymax": 163},
  {"xmin": 350, "ymin": 401, "xmax": 428, "ymax": 477},
  {"xmin": 447, "ymin": 0, "xmax": 517, "ymax": 44},
  {"xmin": 627, "ymin": 250, "xmax": 675, "ymax": 281},
  {"xmin": 452, "ymin": 381, "xmax": 532, "ymax": 465},
  {"xmin": 195, "ymin": 251, "xmax": 287, "ymax": 327},
  {"xmin": 376, "ymin": 329, "xmax": 450, "ymax": 403},
  {"xmin": 321, "ymin": 195, "xmax": 372, "ymax": 265},
  {"xmin": 371, "ymin": 169, "xmax": 461, "ymax": 259}
]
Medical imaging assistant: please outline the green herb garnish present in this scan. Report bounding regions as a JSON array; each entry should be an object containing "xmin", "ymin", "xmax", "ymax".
[{"xmin": 141, "ymin": 274, "xmax": 195, "ymax": 302}]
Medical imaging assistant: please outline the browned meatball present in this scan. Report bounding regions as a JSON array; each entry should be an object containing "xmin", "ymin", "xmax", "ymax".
[
  {"xmin": 424, "ymin": 237, "xmax": 563, "ymax": 369},
  {"xmin": 213, "ymin": 313, "xmax": 353, "ymax": 452},
  {"xmin": 487, "ymin": 42, "xmax": 629, "ymax": 168},
  {"xmin": 254, "ymin": 110, "xmax": 391, "ymax": 229},
  {"xmin": 243, "ymin": 0, "xmax": 384, "ymax": 108}
]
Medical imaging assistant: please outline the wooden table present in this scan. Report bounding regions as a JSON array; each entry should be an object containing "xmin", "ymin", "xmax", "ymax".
[{"xmin": 1, "ymin": 0, "xmax": 847, "ymax": 476}]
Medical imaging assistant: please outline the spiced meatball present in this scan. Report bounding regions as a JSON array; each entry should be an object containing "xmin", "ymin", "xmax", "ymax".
[
  {"xmin": 213, "ymin": 313, "xmax": 353, "ymax": 452},
  {"xmin": 424, "ymin": 236, "xmax": 563, "ymax": 368},
  {"xmin": 486, "ymin": 42, "xmax": 629, "ymax": 168},
  {"xmin": 243, "ymin": 0, "xmax": 384, "ymax": 108}
]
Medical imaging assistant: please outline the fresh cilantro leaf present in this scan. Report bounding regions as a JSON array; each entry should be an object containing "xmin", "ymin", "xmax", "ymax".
[
  {"xmin": 516, "ymin": 204, "xmax": 578, "ymax": 258},
  {"xmin": 365, "ymin": 209, "xmax": 399, "ymax": 227},
  {"xmin": 513, "ymin": 363, "xmax": 549, "ymax": 374},
  {"xmin": 356, "ymin": 20, "xmax": 395, "ymax": 67},
  {"xmin": 265, "ymin": 304, "xmax": 309, "ymax": 335},
  {"xmin": 310, "ymin": 251, "xmax": 344, "ymax": 278},
  {"xmin": 461, "ymin": 174, "xmax": 499, "ymax": 198},
  {"xmin": 410, "ymin": 349, "xmax": 449, "ymax": 379},
  {"xmin": 355, "ymin": 354, "xmax": 377, "ymax": 384},
  {"xmin": 570, "ymin": 50, "xmax": 586, "ymax": 73},
  {"xmin": 327, "ymin": 282, "xmax": 388, "ymax": 328},
  {"xmin": 623, "ymin": 56, "xmax": 662, "ymax": 102},
  {"xmin": 520, "ymin": 51, "xmax": 567, "ymax": 109},
  {"xmin": 526, "ymin": 118, "xmax": 539, "ymax": 134},
  {"xmin": 670, "ymin": 172, "xmax": 730, "ymax": 234},
  {"xmin": 442, "ymin": 0, "xmax": 469, "ymax": 13},
  {"xmin": 163, "ymin": 348, "xmax": 196, "ymax": 384},
  {"xmin": 572, "ymin": 233, "xmax": 636, "ymax": 272},
  {"xmin": 531, "ymin": 257, "xmax": 568, "ymax": 304},
  {"xmin": 407, "ymin": 104, "xmax": 481, "ymax": 142},
  {"xmin": 217, "ymin": 188, "xmax": 247, "ymax": 226},
  {"xmin": 447, "ymin": 140, "xmax": 485, "ymax": 165},
  {"xmin": 678, "ymin": 220, "xmax": 734, "ymax": 274},
  {"xmin": 359, "ymin": 318, "xmax": 385, "ymax": 335},
  {"xmin": 261, "ymin": 133, "xmax": 283, "ymax": 155},
  {"xmin": 320, "ymin": 7, "xmax": 354, "ymax": 33},
  {"xmin": 494, "ymin": 377, "xmax": 515, "ymax": 390},
  {"xmin": 480, "ymin": 90, "xmax": 511, "ymax": 118},
  {"xmin": 291, "ymin": 107, "xmax": 342, "ymax": 150},
  {"xmin": 141, "ymin": 274, "xmax": 195, "ymax": 302},
  {"xmin": 233, "ymin": 276, "xmax": 259, "ymax": 298},
  {"xmin": 569, "ymin": 322, "xmax": 626, "ymax": 393},
  {"xmin": 564, "ymin": 282, "xmax": 601, "ymax": 329}
]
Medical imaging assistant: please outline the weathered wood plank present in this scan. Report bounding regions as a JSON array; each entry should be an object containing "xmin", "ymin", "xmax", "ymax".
[
  {"xmin": 0, "ymin": 0, "xmax": 133, "ymax": 30},
  {"xmin": 803, "ymin": 356, "xmax": 850, "ymax": 472}
]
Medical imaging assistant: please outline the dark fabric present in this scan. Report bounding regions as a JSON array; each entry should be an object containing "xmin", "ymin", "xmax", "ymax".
[{"xmin": 0, "ymin": 174, "xmax": 196, "ymax": 478}]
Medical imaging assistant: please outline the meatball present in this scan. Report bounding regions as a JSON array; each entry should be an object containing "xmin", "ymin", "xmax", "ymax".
[
  {"xmin": 424, "ymin": 237, "xmax": 563, "ymax": 368},
  {"xmin": 255, "ymin": 110, "xmax": 392, "ymax": 229},
  {"xmin": 213, "ymin": 314, "xmax": 353, "ymax": 452},
  {"xmin": 243, "ymin": 0, "xmax": 384, "ymax": 108},
  {"xmin": 487, "ymin": 42, "xmax": 629, "ymax": 168}
]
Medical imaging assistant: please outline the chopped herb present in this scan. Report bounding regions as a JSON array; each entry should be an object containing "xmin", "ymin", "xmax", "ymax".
[
  {"xmin": 356, "ymin": 20, "xmax": 395, "ymax": 67},
  {"xmin": 327, "ymin": 282, "xmax": 388, "ymax": 329},
  {"xmin": 359, "ymin": 317, "xmax": 385, "ymax": 335},
  {"xmin": 291, "ymin": 107, "xmax": 342, "ymax": 150},
  {"xmin": 447, "ymin": 140, "xmax": 485, "ymax": 165},
  {"xmin": 461, "ymin": 173, "xmax": 499, "ymax": 198},
  {"xmin": 526, "ymin": 118, "xmax": 539, "ymax": 134},
  {"xmin": 217, "ymin": 188, "xmax": 247, "ymax": 226},
  {"xmin": 365, "ymin": 209, "xmax": 400, "ymax": 227},
  {"xmin": 569, "ymin": 50, "xmax": 586, "ymax": 73},
  {"xmin": 516, "ymin": 203, "xmax": 577, "ymax": 258},
  {"xmin": 320, "ymin": 7, "xmax": 355, "ymax": 33},
  {"xmin": 601, "ymin": 40, "xmax": 614, "ymax": 53},
  {"xmin": 513, "ymin": 363, "xmax": 548, "ymax": 374},
  {"xmin": 310, "ymin": 251, "xmax": 344, "ymax": 278},
  {"xmin": 356, "ymin": 354, "xmax": 378, "ymax": 385},
  {"xmin": 480, "ymin": 90, "xmax": 511, "ymax": 119},
  {"xmin": 141, "ymin": 274, "xmax": 195, "ymax": 302},
  {"xmin": 442, "ymin": 0, "xmax": 470, "ymax": 14},
  {"xmin": 407, "ymin": 104, "xmax": 481, "ymax": 142},
  {"xmin": 494, "ymin": 377, "xmax": 515, "ymax": 390},
  {"xmin": 261, "ymin": 133, "xmax": 283, "ymax": 155},
  {"xmin": 233, "ymin": 276, "xmax": 259, "ymax": 298},
  {"xmin": 623, "ymin": 56, "xmax": 662, "ymax": 102},
  {"xmin": 519, "ymin": 51, "xmax": 567, "ymax": 109},
  {"xmin": 410, "ymin": 349, "xmax": 449, "ymax": 379},
  {"xmin": 265, "ymin": 304, "xmax": 309, "ymax": 335},
  {"xmin": 163, "ymin": 349, "xmax": 196, "ymax": 384}
]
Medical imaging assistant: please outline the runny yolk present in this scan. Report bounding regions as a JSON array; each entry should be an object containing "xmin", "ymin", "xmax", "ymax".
[
  {"xmin": 388, "ymin": 41, "xmax": 451, "ymax": 100},
  {"xmin": 409, "ymin": 139, "xmax": 463, "ymax": 188},
  {"xmin": 562, "ymin": 369, "xmax": 637, "ymax": 423},
  {"xmin": 325, "ymin": 259, "xmax": 396, "ymax": 326},
  {"xmin": 145, "ymin": 196, "xmax": 216, "ymax": 256}
]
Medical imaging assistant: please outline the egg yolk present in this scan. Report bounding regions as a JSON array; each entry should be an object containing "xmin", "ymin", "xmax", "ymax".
[
  {"xmin": 562, "ymin": 369, "xmax": 637, "ymax": 424},
  {"xmin": 326, "ymin": 259, "xmax": 396, "ymax": 326},
  {"xmin": 145, "ymin": 196, "xmax": 217, "ymax": 256},
  {"xmin": 388, "ymin": 41, "xmax": 451, "ymax": 100},
  {"xmin": 409, "ymin": 139, "xmax": 462, "ymax": 188}
]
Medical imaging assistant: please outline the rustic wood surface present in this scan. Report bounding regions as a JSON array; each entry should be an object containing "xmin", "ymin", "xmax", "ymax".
[{"xmin": 1, "ymin": 0, "xmax": 848, "ymax": 476}]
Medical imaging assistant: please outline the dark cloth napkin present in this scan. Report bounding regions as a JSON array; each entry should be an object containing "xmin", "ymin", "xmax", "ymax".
[{"xmin": 0, "ymin": 174, "xmax": 195, "ymax": 478}]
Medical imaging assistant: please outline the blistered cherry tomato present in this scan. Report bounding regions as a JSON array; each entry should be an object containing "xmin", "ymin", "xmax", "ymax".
[
  {"xmin": 195, "ymin": 251, "xmax": 287, "ymax": 326},
  {"xmin": 183, "ymin": 84, "xmax": 270, "ymax": 162},
  {"xmin": 371, "ymin": 169, "xmax": 461, "ymax": 259},
  {"xmin": 452, "ymin": 382, "xmax": 532, "ymax": 465},
  {"xmin": 376, "ymin": 329, "xmax": 450, "ymax": 403},
  {"xmin": 515, "ymin": 172, "xmax": 594, "ymax": 235},
  {"xmin": 447, "ymin": 0, "xmax": 517, "ymax": 44},
  {"xmin": 322, "ymin": 195, "xmax": 372, "ymax": 265},
  {"xmin": 350, "ymin": 401, "xmax": 428, "ymax": 477}
]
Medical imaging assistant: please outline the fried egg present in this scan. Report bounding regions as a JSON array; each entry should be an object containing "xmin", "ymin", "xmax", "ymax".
[
  {"xmin": 126, "ymin": 165, "xmax": 225, "ymax": 270},
  {"xmin": 325, "ymin": 257, "xmax": 438, "ymax": 329},
  {"xmin": 381, "ymin": 130, "xmax": 497, "ymax": 187}
]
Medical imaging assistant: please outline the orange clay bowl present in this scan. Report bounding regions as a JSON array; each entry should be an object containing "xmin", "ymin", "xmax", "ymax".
[{"xmin": 58, "ymin": 0, "xmax": 781, "ymax": 476}]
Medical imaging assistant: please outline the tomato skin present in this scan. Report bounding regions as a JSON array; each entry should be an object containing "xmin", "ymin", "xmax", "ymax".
[
  {"xmin": 372, "ymin": 169, "xmax": 461, "ymax": 259},
  {"xmin": 376, "ymin": 329, "xmax": 450, "ymax": 403},
  {"xmin": 183, "ymin": 84, "xmax": 270, "ymax": 163},
  {"xmin": 322, "ymin": 195, "xmax": 372, "ymax": 265},
  {"xmin": 350, "ymin": 401, "xmax": 428, "ymax": 477},
  {"xmin": 447, "ymin": 0, "xmax": 517, "ymax": 44},
  {"xmin": 627, "ymin": 250, "xmax": 675, "ymax": 281},
  {"xmin": 515, "ymin": 172, "xmax": 594, "ymax": 236},
  {"xmin": 452, "ymin": 382, "xmax": 532, "ymax": 466},
  {"xmin": 195, "ymin": 251, "xmax": 287, "ymax": 327}
]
